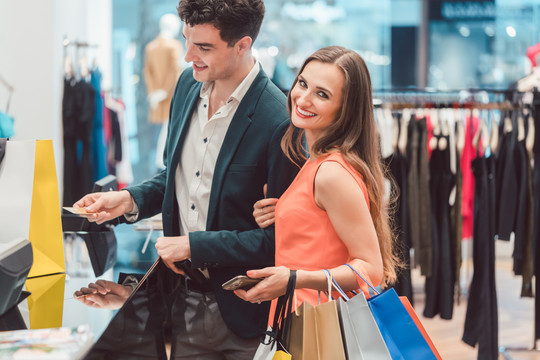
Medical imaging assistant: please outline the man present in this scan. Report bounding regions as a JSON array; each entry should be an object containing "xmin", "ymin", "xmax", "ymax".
[{"xmin": 74, "ymin": 0, "xmax": 298, "ymax": 358}]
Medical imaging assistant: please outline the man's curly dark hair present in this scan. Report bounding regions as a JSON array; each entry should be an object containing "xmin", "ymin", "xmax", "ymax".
[{"xmin": 177, "ymin": 0, "xmax": 265, "ymax": 47}]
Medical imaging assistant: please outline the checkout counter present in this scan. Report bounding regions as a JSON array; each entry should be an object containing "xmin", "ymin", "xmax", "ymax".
[{"xmin": 0, "ymin": 176, "xmax": 162, "ymax": 359}]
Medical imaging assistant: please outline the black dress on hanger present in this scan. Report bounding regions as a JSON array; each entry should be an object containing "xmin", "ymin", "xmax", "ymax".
[
  {"xmin": 62, "ymin": 77, "xmax": 96, "ymax": 206},
  {"xmin": 385, "ymin": 114, "xmax": 413, "ymax": 304},
  {"xmin": 423, "ymin": 134, "xmax": 456, "ymax": 320},
  {"xmin": 462, "ymin": 153, "xmax": 498, "ymax": 360}
]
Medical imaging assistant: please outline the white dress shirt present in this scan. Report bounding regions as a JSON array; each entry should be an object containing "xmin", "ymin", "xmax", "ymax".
[{"xmin": 175, "ymin": 61, "xmax": 260, "ymax": 235}]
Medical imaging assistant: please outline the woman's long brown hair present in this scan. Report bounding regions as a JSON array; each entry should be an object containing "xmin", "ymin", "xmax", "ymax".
[{"xmin": 281, "ymin": 46, "xmax": 401, "ymax": 286}]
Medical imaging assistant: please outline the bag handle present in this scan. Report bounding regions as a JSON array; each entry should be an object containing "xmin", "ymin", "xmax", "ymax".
[
  {"xmin": 344, "ymin": 263, "xmax": 380, "ymax": 295},
  {"xmin": 279, "ymin": 270, "xmax": 296, "ymax": 348},
  {"xmin": 0, "ymin": 138, "xmax": 6, "ymax": 166},
  {"xmin": 322, "ymin": 269, "xmax": 349, "ymax": 300},
  {"xmin": 265, "ymin": 269, "xmax": 296, "ymax": 350}
]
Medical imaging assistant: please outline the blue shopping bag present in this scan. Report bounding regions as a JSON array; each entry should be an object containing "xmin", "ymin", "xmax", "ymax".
[{"xmin": 345, "ymin": 264, "xmax": 438, "ymax": 360}]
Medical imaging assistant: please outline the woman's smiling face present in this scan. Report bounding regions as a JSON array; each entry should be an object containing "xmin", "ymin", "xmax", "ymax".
[{"xmin": 289, "ymin": 60, "xmax": 345, "ymax": 141}]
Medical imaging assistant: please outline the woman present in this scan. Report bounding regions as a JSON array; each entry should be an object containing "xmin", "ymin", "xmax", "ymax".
[{"xmin": 234, "ymin": 46, "xmax": 400, "ymax": 308}]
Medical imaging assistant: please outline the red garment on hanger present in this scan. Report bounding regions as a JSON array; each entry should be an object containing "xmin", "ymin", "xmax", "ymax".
[
  {"xmin": 423, "ymin": 113, "xmax": 434, "ymax": 159},
  {"xmin": 461, "ymin": 115, "xmax": 480, "ymax": 239}
]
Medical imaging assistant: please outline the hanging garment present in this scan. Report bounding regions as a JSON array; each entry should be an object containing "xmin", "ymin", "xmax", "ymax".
[
  {"xmin": 106, "ymin": 107, "xmax": 122, "ymax": 175},
  {"xmin": 495, "ymin": 111, "xmax": 519, "ymax": 240},
  {"xmin": 513, "ymin": 137, "xmax": 533, "ymax": 297},
  {"xmin": 0, "ymin": 111, "xmax": 14, "ymax": 138},
  {"xmin": 385, "ymin": 145, "xmax": 413, "ymax": 305},
  {"xmin": 461, "ymin": 115, "xmax": 479, "ymax": 240},
  {"xmin": 109, "ymin": 98, "xmax": 133, "ymax": 188},
  {"xmin": 407, "ymin": 117, "xmax": 432, "ymax": 277},
  {"xmin": 90, "ymin": 69, "xmax": 108, "ymax": 181},
  {"xmin": 462, "ymin": 155, "xmax": 498, "ymax": 360},
  {"xmin": 533, "ymin": 90, "xmax": 540, "ymax": 340},
  {"xmin": 62, "ymin": 78, "xmax": 96, "ymax": 206},
  {"xmin": 423, "ymin": 135, "xmax": 456, "ymax": 320},
  {"xmin": 450, "ymin": 136, "xmax": 463, "ymax": 302}
]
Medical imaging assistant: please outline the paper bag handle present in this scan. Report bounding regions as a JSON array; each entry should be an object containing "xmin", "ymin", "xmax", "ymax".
[{"xmin": 344, "ymin": 263, "xmax": 380, "ymax": 295}]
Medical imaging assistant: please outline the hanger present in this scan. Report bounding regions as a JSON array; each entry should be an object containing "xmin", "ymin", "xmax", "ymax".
[{"xmin": 63, "ymin": 38, "xmax": 99, "ymax": 81}]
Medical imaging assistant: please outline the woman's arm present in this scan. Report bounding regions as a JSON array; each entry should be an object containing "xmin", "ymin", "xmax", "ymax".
[
  {"xmin": 235, "ymin": 160, "xmax": 384, "ymax": 303},
  {"xmin": 307, "ymin": 160, "xmax": 383, "ymax": 290}
]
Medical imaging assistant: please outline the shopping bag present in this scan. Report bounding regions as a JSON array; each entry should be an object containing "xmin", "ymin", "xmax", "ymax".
[
  {"xmin": 314, "ymin": 297, "xmax": 346, "ymax": 360},
  {"xmin": 287, "ymin": 301, "xmax": 318, "ymax": 360},
  {"xmin": 400, "ymin": 297, "xmax": 442, "ymax": 360},
  {"xmin": 337, "ymin": 291, "xmax": 392, "ymax": 360},
  {"xmin": 0, "ymin": 139, "xmax": 65, "ymax": 278},
  {"xmin": 288, "ymin": 270, "xmax": 346, "ymax": 360},
  {"xmin": 25, "ymin": 273, "xmax": 66, "ymax": 329},
  {"xmin": 345, "ymin": 264, "xmax": 438, "ymax": 360},
  {"xmin": 253, "ymin": 271, "xmax": 295, "ymax": 360}
]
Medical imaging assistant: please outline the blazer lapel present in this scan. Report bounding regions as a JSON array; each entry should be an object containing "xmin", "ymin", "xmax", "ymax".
[
  {"xmin": 206, "ymin": 71, "xmax": 269, "ymax": 229},
  {"xmin": 168, "ymin": 81, "xmax": 201, "ymax": 171}
]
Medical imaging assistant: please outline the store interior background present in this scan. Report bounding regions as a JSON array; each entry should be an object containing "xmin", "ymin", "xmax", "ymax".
[
  {"xmin": 2, "ymin": 0, "xmax": 539, "ymax": 191},
  {"xmin": 1, "ymin": 0, "xmax": 540, "ymax": 356}
]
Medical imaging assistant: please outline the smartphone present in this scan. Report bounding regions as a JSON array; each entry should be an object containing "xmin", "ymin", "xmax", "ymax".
[{"xmin": 222, "ymin": 275, "xmax": 262, "ymax": 291}]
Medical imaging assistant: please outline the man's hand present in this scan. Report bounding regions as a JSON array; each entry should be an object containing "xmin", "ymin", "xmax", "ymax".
[
  {"xmin": 155, "ymin": 236, "xmax": 191, "ymax": 274},
  {"xmin": 74, "ymin": 190, "xmax": 134, "ymax": 224},
  {"xmin": 73, "ymin": 280, "xmax": 132, "ymax": 310}
]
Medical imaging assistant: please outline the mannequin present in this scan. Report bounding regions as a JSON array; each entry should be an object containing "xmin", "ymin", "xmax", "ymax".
[
  {"xmin": 518, "ymin": 42, "xmax": 540, "ymax": 92},
  {"xmin": 143, "ymin": 13, "xmax": 183, "ymax": 170}
]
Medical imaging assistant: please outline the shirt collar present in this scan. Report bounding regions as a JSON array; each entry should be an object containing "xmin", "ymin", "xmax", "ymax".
[{"xmin": 199, "ymin": 60, "xmax": 260, "ymax": 103}]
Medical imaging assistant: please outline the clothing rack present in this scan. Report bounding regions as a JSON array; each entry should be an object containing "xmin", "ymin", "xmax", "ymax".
[
  {"xmin": 376, "ymin": 87, "xmax": 539, "ymax": 357},
  {"xmin": 62, "ymin": 38, "xmax": 99, "ymax": 49},
  {"xmin": 0, "ymin": 74, "xmax": 14, "ymax": 113},
  {"xmin": 62, "ymin": 37, "xmax": 100, "ymax": 80}
]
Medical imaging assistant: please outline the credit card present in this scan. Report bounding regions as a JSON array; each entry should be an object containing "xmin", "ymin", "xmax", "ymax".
[{"xmin": 63, "ymin": 206, "xmax": 96, "ymax": 215}]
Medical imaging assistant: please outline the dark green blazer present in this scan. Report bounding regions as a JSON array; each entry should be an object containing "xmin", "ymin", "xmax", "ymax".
[{"xmin": 126, "ymin": 67, "xmax": 298, "ymax": 338}]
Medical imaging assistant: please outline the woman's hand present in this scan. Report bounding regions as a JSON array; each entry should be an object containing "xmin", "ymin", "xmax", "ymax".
[
  {"xmin": 253, "ymin": 198, "xmax": 278, "ymax": 228},
  {"xmin": 234, "ymin": 266, "xmax": 291, "ymax": 304}
]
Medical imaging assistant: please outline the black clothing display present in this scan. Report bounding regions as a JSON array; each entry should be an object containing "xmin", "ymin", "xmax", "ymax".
[
  {"xmin": 450, "ymin": 139, "xmax": 463, "ymax": 302},
  {"xmin": 62, "ymin": 78, "xmax": 96, "ymax": 206},
  {"xmin": 385, "ymin": 133, "xmax": 413, "ymax": 304},
  {"xmin": 462, "ymin": 155, "xmax": 498, "ymax": 360},
  {"xmin": 423, "ymin": 135, "xmax": 456, "ymax": 320},
  {"xmin": 107, "ymin": 107, "xmax": 123, "ymax": 175},
  {"xmin": 495, "ymin": 113, "xmax": 518, "ymax": 241},
  {"xmin": 533, "ymin": 89, "xmax": 540, "ymax": 341},
  {"xmin": 513, "ymin": 137, "xmax": 533, "ymax": 297},
  {"xmin": 407, "ymin": 117, "xmax": 432, "ymax": 277}
]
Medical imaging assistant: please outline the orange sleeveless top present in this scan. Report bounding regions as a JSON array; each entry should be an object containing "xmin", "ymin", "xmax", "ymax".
[{"xmin": 272, "ymin": 152, "xmax": 372, "ymax": 314}]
